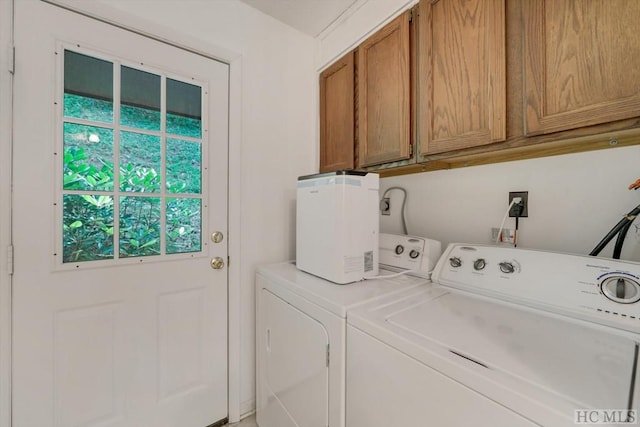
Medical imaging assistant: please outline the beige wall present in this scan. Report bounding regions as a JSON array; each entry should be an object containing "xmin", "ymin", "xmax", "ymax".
[{"xmin": 381, "ymin": 146, "xmax": 640, "ymax": 261}]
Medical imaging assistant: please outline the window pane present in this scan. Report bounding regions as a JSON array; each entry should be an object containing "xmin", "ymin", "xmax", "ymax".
[
  {"xmin": 63, "ymin": 123, "xmax": 114, "ymax": 191},
  {"xmin": 63, "ymin": 194, "xmax": 114, "ymax": 263},
  {"xmin": 167, "ymin": 78, "xmax": 202, "ymax": 138},
  {"xmin": 119, "ymin": 131, "xmax": 161, "ymax": 193},
  {"xmin": 121, "ymin": 66, "xmax": 161, "ymax": 131},
  {"xmin": 119, "ymin": 197, "xmax": 160, "ymax": 257},
  {"xmin": 166, "ymin": 138, "xmax": 201, "ymax": 194},
  {"xmin": 64, "ymin": 50, "xmax": 113, "ymax": 123},
  {"xmin": 166, "ymin": 198, "xmax": 202, "ymax": 254}
]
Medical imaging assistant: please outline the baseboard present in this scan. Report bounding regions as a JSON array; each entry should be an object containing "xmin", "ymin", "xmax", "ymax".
[{"xmin": 240, "ymin": 399, "xmax": 256, "ymax": 419}]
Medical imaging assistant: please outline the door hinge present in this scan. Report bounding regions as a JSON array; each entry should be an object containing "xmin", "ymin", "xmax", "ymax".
[
  {"xmin": 326, "ymin": 344, "xmax": 330, "ymax": 367},
  {"xmin": 7, "ymin": 245, "xmax": 13, "ymax": 276},
  {"xmin": 8, "ymin": 45, "xmax": 14, "ymax": 75}
]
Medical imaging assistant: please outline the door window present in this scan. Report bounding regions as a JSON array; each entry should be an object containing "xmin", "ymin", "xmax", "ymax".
[{"xmin": 60, "ymin": 48, "xmax": 206, "ymax": 266}]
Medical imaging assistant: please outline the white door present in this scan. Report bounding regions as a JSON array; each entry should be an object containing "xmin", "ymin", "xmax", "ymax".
[{"xmin": 12, "ymin": 2, "xmax": 229, "ymax": 427}]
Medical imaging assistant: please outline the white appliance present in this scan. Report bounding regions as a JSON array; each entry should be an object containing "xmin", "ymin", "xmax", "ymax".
[
  {"xmin": 255, "ymin": 261, "xmax": 430, "ymax": 427},
  {"xmin": 296, "ymin": 171, "xmax": 379, "ymax": 284},
  {"xmin": 347, "ymin": 244, "xmax": 640, "ymax": 427},
  {"xmin": 379, "ymin": 232, "xmax": 442, "ymax": 278}
]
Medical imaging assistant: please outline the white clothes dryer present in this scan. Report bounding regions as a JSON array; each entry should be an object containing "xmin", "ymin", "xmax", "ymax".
[
  {"xmin": 347, "ymin": 244, "xmax": 640, "ymax": 427},
  {"xmin": 255, "ymin": 261, "xmax": 429, "ymax": 427}
]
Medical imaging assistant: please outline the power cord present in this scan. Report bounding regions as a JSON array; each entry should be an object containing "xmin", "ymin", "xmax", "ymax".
[
  {"xmin": 365, "ymin": 269, "xmax": 434, "ymax": 280},
  {"xmin": 513, "ymin": 201, "xmax": 524, "ymax": 247},
  {"xmin": 365, "ymin": 269, "xmax": 417, "ymax": 279},
  {"xmin": 496, "ymin": 198, "xmax": 518, "ymax": 244}
]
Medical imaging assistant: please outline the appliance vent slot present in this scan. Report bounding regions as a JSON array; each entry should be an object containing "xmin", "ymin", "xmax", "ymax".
[{"xmin": 449, "ymin": 350, "xmax": 489, "ymax": 369}]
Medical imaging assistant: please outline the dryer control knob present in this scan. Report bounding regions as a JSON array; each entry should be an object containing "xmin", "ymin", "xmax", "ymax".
[
  {"xmin": 473, "ymin": 259, "xmax": 486, "ymax": 271},
  {"xmin": 409, "ymin": 250, "xmax": 420, "ymax": 259},
  {"xmin": 449, "ymin": 257, "xmax": 462, "ymax": 268},
  {"xmin": 499, "ymin": 262, "xmax": 515, "ymax": 274},
  {"xmin": 601, "ymin": 276, "xmax": 640, "ymax": 304},
  {"xmin": 395, "ymin": 245, "xmax": 404, "ymax": 255}
]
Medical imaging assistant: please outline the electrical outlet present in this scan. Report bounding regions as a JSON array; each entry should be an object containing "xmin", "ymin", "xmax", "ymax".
[
  {"xmin": 380, "ymin": 197, "xmax": 391, "ymax": 215},
  {"xmin": 492, "ymin": 227, "xmax": 515, "ymax": 244},
  {"xmin": 509, "ymin": 191, "xmax": 528, "ymax": 218}
]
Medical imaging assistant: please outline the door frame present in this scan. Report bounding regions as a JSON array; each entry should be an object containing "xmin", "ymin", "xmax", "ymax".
[
  {"xmin": 0, "ymin": 0, "xmax": 244, "ymax": 424},
  {"xmin": 0, "ymin": 1, "xmax": 13, "ymax": 427}
]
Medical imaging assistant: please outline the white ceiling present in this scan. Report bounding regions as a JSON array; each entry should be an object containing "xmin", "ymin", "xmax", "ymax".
[{"xmin": 238, "ymin": 0, "xmax": 359, "ymax": 37}]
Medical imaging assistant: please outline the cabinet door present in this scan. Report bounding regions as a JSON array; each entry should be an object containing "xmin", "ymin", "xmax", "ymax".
[
  {"xmin": 319, "ymin": 52, "xmax": 355, "ymax": 172},
  {"xmin": 524, "ymin": 0, "xmax": 640, "ymax": 135},
  {"xmin": 357, "ymin": 12, "xmax": 411, "ymax": 167},
  {"xmin": 418, "ymin": 0, "xmax": 506, "ymax": 156}
]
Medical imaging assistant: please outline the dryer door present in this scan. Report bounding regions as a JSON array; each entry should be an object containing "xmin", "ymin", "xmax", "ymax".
[{"xmin": 259, "ymin": 289, "xmax": 329, "ymax": 427}]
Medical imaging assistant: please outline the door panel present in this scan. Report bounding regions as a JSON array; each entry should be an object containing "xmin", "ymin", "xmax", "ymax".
[
  {"xmin": 54, "ymin": 302, "xmax": 125, "ymax": 427},
  {"xmin": 158, "ymin": 288, "xmax": 207, "ymax": 401},
  {"xmin": 13, "ymin": 2, "xmax": 229, "ymax": 426}
]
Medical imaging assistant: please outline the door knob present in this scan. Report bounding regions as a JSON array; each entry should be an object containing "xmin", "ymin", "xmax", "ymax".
[
  {"xmin": 211, "ymin": 231, "xmax": 224, "ymax": 243},
  {"xmin": 210, "ymin": 257, "xmax": 225, "ymax": 270}
]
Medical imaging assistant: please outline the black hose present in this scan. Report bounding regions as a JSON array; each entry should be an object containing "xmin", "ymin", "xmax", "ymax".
[
  {"xmin": 590, "ymin": 217, "xmax": 632, "ymax": 256},
  {"xmin": 613, "ymin": 221, "xmax": 635, "ymax": 259},
  {"xmin": 590, "ymin": 204, "xmax": 640, "ymax": 257}
]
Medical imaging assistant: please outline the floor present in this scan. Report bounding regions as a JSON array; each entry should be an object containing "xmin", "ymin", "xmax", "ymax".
[{"xmin": 227, "ymin": 413, "xmax": 257, "ymax": 427}]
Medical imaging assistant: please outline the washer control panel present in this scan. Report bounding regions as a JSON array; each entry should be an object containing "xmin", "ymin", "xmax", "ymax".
[{"xmin": 433, "ymin": 243, "xmax": 640, "ymax": 333}]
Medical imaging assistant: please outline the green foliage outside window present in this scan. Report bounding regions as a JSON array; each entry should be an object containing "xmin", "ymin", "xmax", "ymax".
[
  {"xmin": 63, "ymin": 193, "xmax": 114, "ymax": 262},
  {"xmin": 62, "ymin": 94, "xmax": 203, "ymax": 263}
]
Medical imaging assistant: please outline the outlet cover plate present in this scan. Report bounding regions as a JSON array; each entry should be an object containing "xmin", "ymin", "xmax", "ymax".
[
  {"xmin": 509, "ymin": 191, "xmax": 528, "ymax": 217},
  {"xmin": 380, "ymin": 197, "xmax": 391, "ymax": 215}
]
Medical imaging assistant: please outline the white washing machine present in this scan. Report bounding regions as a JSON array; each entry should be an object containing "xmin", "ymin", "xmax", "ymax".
[
  {"xmin": 255, "ymin": 261, "xmax": 430, "ymax": 427},
  {"xmin": 347, "ymin": 244, "xmax": 640, "ymax": 427}
]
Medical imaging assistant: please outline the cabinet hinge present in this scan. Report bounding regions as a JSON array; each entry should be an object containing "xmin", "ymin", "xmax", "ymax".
[
  {"xmin": 227, "ymin": 255, "xmax": 230, "ymax": 267},
  {"xmin": 7, "ymin": 245, "xmax": 13, "ymax": 276},
  {"xmin": 8, "ymin": 45, "xmax": 14, "ymax": 75},
  {"xmin": 326, "ymin": 344, "xmax": 330, "ymax": 367},
  {"xmin": 409, "ymin": 9, "xmax": 414, "ymax": 23},
  {"xmin": 409, "ymin": 144, "xmax": 414, "ymax": 156}
]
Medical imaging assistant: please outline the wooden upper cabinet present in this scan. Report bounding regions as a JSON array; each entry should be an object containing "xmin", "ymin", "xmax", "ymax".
[
  {"xmin": 417, "ymin": 0, "xmax": 506, "ymax": 156},
  {"xmin": 524, "ymin": 0, "xmax": 640, "ymax": 135},
  {"xmin": 357, "ymin": 12, "xmax": 411, "ymax": 167},
  {"xmin": 319, "ymin": 51, "xmax": 355, "ymax": 172}
]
